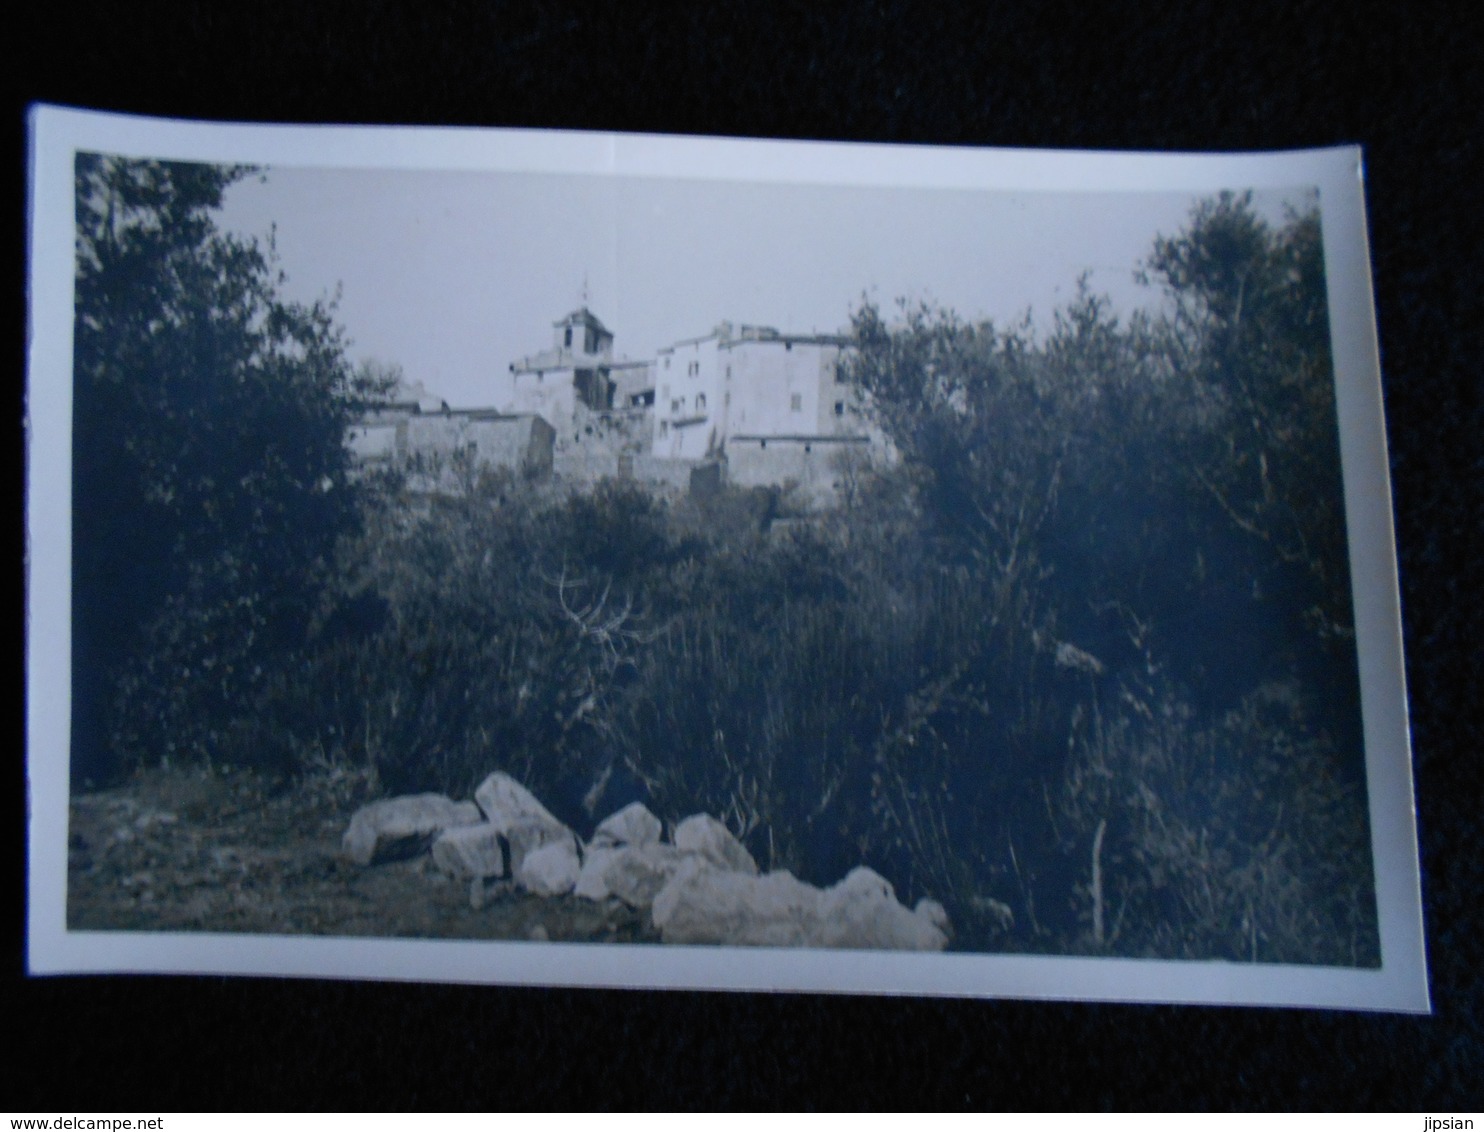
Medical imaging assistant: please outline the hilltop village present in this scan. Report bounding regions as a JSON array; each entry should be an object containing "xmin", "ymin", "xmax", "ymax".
[{"xmin": 346, "ymin": 307, "xmax": 886, "ymax": 503}]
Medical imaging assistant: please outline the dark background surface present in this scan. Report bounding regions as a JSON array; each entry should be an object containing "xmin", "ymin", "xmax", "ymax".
[{"xmin": 9, "ymin": 0, "xmax": 1481, "ymax": 1110}]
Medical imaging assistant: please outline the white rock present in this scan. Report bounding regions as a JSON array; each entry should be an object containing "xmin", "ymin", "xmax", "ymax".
[
  {"xmin": 474, "ymin": 771, "xmax": 563, "ymax": 832},
  {"xmin": 915, "ymin": 898, "xmax": 952, "ymax": 935},
  {"xmin": 590, "ymin": 801, "xmax": 663, "ymax": 850},
  {"xmin": 816, "ymin": 867, "xmax": 950, "ymax": 951},
  {"xmin": 831, "ymin": 865, "xmax": 897, "ymax": 904},
  {"xmin": 601, "ymin": 843, "xmax": 690, "ymax": 909},
  {"xmin": 651, "ymin": 862, "xmax": 950, "ymax": 951},
  {"xmin": 516, "ymin": 836, "xmax": 581, "ymax": 897},
  {"xmin": 651, "ymin": 861, "xmax": 819, "ymax": 947},
  {"xmin": 341, "ymin": 794, "xmax": 483, "ymax": 866},
  {"xmin": 471, "ymin": 771, "xmax": 577, "ymax": 874},
  {"xmin": 504, "ymin": 815, "xmax": 574, "ymax": 877},
  {"xmin": 431, "ymin": 823, "xmax": 506, "ymax": 879},
  {"xmin": 672, "ymin": 814, "xmax": 758, "ymax": 875},
  {"xmin": 572, "ymin": 845, "xmax": 623, "ymax": 901}
]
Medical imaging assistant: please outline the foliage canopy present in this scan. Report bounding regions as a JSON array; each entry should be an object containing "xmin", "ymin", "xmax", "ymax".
[
  {"xmin": 72, "ymin": 155, "xmax": 365, "ymax": 782},
  {"xmin": 67, "ymin": 173, "xmax": 1377, "ymax": 964}
]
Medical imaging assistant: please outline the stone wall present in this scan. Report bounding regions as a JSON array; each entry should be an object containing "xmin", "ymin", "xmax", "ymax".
[
  {"xmin": 402, "ymin": 413, "xmax": 553, "ymax": 477},
  {"xmin": 552, "ymin": 452, "xmax": 699, "ymax": 496},
  {"xmin": 725, "ymin": 435, "xmax": 874, "ymax": 507},
  {"xmin": 632, "ymin": 455, "xmax": 702, "ymax": 495},
  {"xmin": 349, "ymin": 411, "xmax": 555, "ymax": 490},
  {"xmin": 557, "ymin": 406, "xmax": 650, "ymax": 457}
]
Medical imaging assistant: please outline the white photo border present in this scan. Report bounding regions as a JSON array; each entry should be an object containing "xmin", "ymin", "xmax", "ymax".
[{"xmin": 24, "ymin": 105, "xmax": 1429, "ymax": 1012}]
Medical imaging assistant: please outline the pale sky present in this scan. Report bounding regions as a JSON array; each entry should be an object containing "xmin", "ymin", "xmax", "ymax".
[{"xmin": 217, "ymin": 166, "xmax": 1313, "ymax": 409}]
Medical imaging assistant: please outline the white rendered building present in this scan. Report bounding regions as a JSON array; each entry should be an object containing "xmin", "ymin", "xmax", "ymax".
[{"xmin": 652, "ymin": 322, "xmax": 866, "ymax": 461}]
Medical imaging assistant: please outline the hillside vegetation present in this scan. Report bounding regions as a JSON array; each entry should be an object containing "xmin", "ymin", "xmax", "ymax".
[{"xmin": 72, "ymin": 160, "xmax": 1376, "ymax": 963}]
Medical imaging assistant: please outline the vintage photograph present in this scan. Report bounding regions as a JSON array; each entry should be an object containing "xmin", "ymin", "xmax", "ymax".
[{"xmin": 26, "ymin": 110, "xmax": 1427, "ymax": 1009}]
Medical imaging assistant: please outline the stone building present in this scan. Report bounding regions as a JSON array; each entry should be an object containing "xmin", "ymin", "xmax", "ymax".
[
  {"xmin": 506, "ymin": 308, "xmax": 655, "ymax": 433},
  {"xmin": 488, "ymin": 307, "xmax": 888, "ymax": 503},
  {"xmin": 650, "ymin": 321, "xmax": 881, "ymax": 503},
  {"xmin": 651, "ymin": 322, "xmax": 866, "ymax": 459},
  {"xmin": 346, "ymin": 377, "xmax": 555, "ymax": 489},
  {"xmin": 501, "ymin": 307, "xmax": 657, "ymax": 482}
]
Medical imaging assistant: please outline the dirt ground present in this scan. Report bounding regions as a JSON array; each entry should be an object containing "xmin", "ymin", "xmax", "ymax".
[{"xmin": 65, "ymin": 763, "xmax": 661, "ymax": 944}]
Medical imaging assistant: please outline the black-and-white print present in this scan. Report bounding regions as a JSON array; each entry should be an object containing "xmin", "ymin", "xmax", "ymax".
[{"xmin": 26, "ymin": 108, "xmax": 1427, "ymax": 1010}]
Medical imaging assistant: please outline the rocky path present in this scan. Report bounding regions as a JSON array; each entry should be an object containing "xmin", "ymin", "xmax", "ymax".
[
  {"xmin": 65, "ymin": 764, "xmax": 658, "ymax": 943},
  {"xmin": 66, "ymin": 763, "xmax": 953, "ymax": 951}
]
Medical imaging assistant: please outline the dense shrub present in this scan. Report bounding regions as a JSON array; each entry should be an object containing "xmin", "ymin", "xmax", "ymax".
[
  {"xmin": 83, "ymin": 186, "xmax": 1379, "ymax": 964},
  {"xmin": 828, "ymin": 195, "xmax": 1372, "ymax": 956},
  {"xmin": 72, "ymin": 156, "xmax": 368, "ymax": 784},
  {"xmin": 1058, "ymin": 678, "xmax": 1378, "ymax": 965},
  {"xmin": 252, "ymin": 475, "xmax": 675, "ymax": 827}
]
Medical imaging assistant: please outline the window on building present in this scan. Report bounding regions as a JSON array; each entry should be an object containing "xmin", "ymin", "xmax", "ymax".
[
  {"xmin": 697, "ymin": 394, "xmax": 707, "ymax": 410},
  {"xmin": 834, "ymin": 400, "xmax": 845, "ymax": 416},
  {"xmin": 790, "ymin": 393, "xmax": 803, "ymax": 412},
  {"xmin": 564, "ymin": 327, "xmax": 572, "ymax": 348},
  {"xmin": 671, "ymin": 399, "xmax": 680, "ymax": 412}
]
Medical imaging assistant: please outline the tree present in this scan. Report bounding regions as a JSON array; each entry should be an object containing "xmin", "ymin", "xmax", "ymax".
[
  {"xmin": 72, "ymin": 154, "xmax": 361, "ymax": 783},
  {"xmin": 1043, "ymin": 196, "xmax": 1377, "ymax": 964},
  {"xmin": 845, "ymin": 300, "xmax": 1060, "ymax": 572},
  {"xmin": 1134, "ymin": 192, "xmax": 1364, "ymax": 759},
  {"xmin": 1142, "ymin": 192, "xmax": 1351, "ymax": 643},
  {"xmin": 837, "ymin": 194, "xmax": 1368, "ymax": 955}
]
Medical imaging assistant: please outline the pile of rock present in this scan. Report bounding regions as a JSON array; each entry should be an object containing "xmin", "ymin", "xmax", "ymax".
[{"xmin": 341, "ymin": 771, "xmax": 950, "ymax": 951}]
